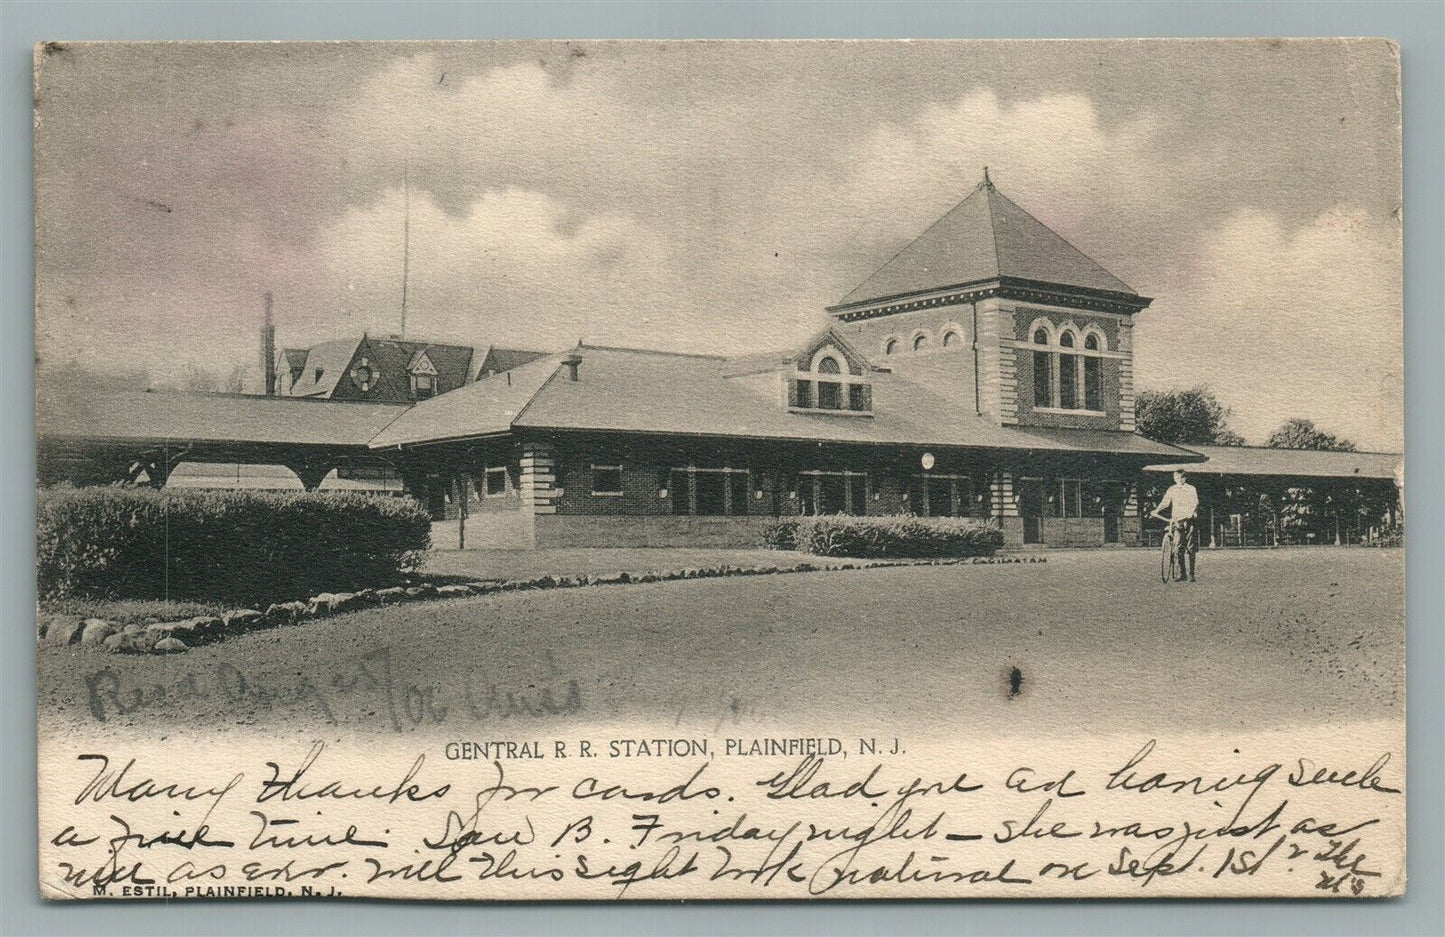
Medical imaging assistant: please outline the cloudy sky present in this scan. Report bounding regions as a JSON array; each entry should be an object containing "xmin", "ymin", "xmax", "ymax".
[{"xmin": 34, "ymin": 40, "xmax": 1402, "ymax": 449}]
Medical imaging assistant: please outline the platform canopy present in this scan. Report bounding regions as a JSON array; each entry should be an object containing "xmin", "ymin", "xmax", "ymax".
[
  {"xmin": 36, "ymin": 387, "xmax": 409, "ymax": 488},
  {"xmin": 1145, "ymin": 445, "xmax": 1402, "ymax": 482}
]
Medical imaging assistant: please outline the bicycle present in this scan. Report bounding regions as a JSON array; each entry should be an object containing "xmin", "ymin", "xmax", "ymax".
[{"xmin": 1159, "ymin": 518, "xmax": 1197, "ymax": 583}]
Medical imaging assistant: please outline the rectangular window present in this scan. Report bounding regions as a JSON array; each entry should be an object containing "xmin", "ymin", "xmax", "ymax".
[
  {"xmin": 484, "ymin": 466, "xmax": 507, "ymax": 496},
  {"xmin": 956, "ymin": 476, "xmax": 974, "ymax": 515},
  {"xmin": 1033, "ymin": 350, "xmax": 1051, "ymax": 407},
  {"xmin": 729, "ymin": 472, "xmax": 750, "ymax": 516},
  {"xmin": 817, "ymin": 381, "xmax": 842, "ymax": 410},
  {"xmin": 848, "ymin": 475, "xmax": 868, "ymax": 515},
  {"xmin": 1084, "ymin": 356, "xmax": 1101, "ymax": 411},
  {"xmin": 670, "ymin": 470, "xmax": 690, "ymax": 515},
  {"xmin": 794, "ymin": 379, "xmax": 812, "ymax": 409},
  {"xmin": 412, "ymin": 374, "xmax": 435, "ymax": 399},
  {"xmin": 817, "ymin": 474, "xmax": 847, "ymax": 515},
  {"xmin": 927, "ymin": 477, "xmax": 955, "ymax": 517},
  {"xmin": 590, "ymin": 464, "xmax": 623, "ymax": 496},
  {"xmin": 1055, "ymin": 479, "xmax": 1083, "ymax": 518},
  {"xmin": 1058, "ymin": 354, "xmax": 1078, "ymax": 409},
  {"xmin": 695, "ymin": 471, "xmax": 726, "ymax": 515},
  {"xmin": 797, "ymin": 474, "xmax": 816, "ymax": 515},
  {"xmin": 848, "ymin": 383, "xmax": 870, "ymax": 411}
]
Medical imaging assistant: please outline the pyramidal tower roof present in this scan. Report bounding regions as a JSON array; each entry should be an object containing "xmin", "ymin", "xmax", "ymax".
[{"xmin": 830, "ymin": 172, "xmax": 1141, "ymax": 312}]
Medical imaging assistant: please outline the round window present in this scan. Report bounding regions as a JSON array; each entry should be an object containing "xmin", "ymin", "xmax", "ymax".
[{"xmin": 349, "ymin": 358, "xmax": 377, "ymax": 392}]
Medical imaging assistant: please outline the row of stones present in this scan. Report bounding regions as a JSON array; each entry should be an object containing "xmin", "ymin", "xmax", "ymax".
[{"xmin": 41, "ymin": 553, "xmax": 1046, "ymax": 655}]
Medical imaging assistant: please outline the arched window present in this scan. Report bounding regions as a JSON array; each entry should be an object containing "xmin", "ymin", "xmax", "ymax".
[
  {"xmin": 791, "ymin": 346, "xmax": 872, "ymax": 414},
  {"xmin": 1057, "ymin": 331, "xmax": 1078, "ymax": 409},
  {"xmin": 815, "ymin": 356, "xmax": 842, "ymax": 408},
  {"xmin": 913, "ymin": 334, "xmax": 928, "ymax": 353},
  {"xmin": 942, "ymin": 331, "xmax": 959, "ymax": 348},
  {"xmin": 1033, "ymin": 329, "xmax": 1052, "ymax": 407},
  {"xmin": 1083, "ymin": 333, "xmax": 1102, "ymax": 409},
  {"xmin": 884, "ymin": 338, "xmax": 898, "ymax": 356}
]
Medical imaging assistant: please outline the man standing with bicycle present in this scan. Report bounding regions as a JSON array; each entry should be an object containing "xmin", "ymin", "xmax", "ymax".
[{"xmin": 1152, "ymin": 468, "xmax": 1200, "ymax": 582}]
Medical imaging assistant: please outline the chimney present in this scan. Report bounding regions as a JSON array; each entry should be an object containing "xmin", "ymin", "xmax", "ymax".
[
  {"xmin": 261, "ymin": 292, "xmax": 277, "ymax": 395},
  {"xmin": 561, "ymin": 353, "xmax": 582, "ymax": 382}
]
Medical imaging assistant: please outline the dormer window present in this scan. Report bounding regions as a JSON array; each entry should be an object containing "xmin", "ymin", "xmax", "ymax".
[
  {"xmin": 789, "ymin": 348, "xmax": 871, "ymax": 415},
  {"xmin": 816, "ymin": 357, "xmax": 842, "ymax": 409},
  {"xmin": 407, "ymin": 349, "xmax": 439, "ymax": 400},
  {"xmin": 348, "ymin": 356, "xmax": 378, "ymax": 393}
]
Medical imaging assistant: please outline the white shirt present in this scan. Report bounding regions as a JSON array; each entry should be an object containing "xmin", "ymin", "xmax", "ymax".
[{"xmin": 1156, "ymin": 482, "xmax": 1200, "ymax": 520}]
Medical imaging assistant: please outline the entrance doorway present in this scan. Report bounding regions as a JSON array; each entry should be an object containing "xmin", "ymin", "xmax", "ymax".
[
  {"xmin": 1018, "ymin": 478, "xmax": 1045, "ymax": 544},
  {"xmin": 426, "ymin": 477, "xmax": 448, "ymax": 519},
  {"xmin": 1100, "ymin": 482, "xmax": 1127, "ymax": 543}
]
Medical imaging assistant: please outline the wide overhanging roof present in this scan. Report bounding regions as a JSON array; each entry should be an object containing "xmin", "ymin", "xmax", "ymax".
[
  {"xmin": 379, "ymin": 344, "xmax": 1200, "ymax": 460},
  {"xmin": 37, "ymin": 388, "xmax": 408, "ymax": 449},
  {"xmin": 38, "ymin": 347, "xmax": 1206, "ymax": 463},
  {"xmin": 1145, "ymin": 445, "xmax": 1402, "ymax": 481}
]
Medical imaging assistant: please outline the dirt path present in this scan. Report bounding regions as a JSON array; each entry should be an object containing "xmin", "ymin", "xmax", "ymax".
[{"xmin": 37, "ymin": 549, "xmax": 1404, "ymax": 741}]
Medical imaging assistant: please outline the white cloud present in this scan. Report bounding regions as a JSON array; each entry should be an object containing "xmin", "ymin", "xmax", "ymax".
[
  {"xmin": 300, "ymin": 185, "xmax": 681, "ymax": 352},
  {"xmin": 1136, "ymin": 207, "xmax": 1402, "ymax": 449}
]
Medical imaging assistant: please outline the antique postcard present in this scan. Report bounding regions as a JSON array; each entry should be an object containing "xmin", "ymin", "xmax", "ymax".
[{"xmin": 34, "ymin": 39, "xmax": 1405, "ymax": 900}]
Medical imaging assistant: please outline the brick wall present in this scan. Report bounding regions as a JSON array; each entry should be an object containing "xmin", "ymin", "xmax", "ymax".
[
  {"xmin": 534, "ymin": 515, "xmax": 779, "ymax": 549},
  {"xmin": 835, "ymin": 302, "xmax": 976, "ymax": 361},
  {"xmin": 1042, "ymin": 517, "xmax": 1106, "ymax": 547}
]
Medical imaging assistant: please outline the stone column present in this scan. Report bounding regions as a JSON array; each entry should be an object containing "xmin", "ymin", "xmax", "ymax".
[
  {"xmin": 1118, "ymin": 318, "xmax": 1136, "ymax": 433},
  {"xmin": 990, "ymin": 470, "xmax": 1017, "ymax": 518},
  {"xmin": 519, "ymin": 442, "xmax": 558, "ymax": 515}
]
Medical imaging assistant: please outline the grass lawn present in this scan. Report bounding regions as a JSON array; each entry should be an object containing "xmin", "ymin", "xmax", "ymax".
[{"xmin": 38, "ymin": 548, "xmax": 1403, "ymax": 739}]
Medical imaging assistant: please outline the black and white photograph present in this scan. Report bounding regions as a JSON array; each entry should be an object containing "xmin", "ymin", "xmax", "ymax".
[{"xmin": 32, "ymin": 38, "xmax": 1405, "ymax": 900}]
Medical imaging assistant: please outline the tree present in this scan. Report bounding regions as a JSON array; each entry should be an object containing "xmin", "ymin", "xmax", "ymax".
[
  {"xmin": 1135, "ymin": 388, "xmax": 1245, "ymax": 446},
  {"xmin": 1264, "ymin": 418, "xmax": 1357, "ymax": 452}
]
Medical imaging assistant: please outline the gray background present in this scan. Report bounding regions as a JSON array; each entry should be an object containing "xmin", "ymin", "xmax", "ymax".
[{"xmin": 2, "ymin": 2, "xmax": 1440, "ymax": 935}]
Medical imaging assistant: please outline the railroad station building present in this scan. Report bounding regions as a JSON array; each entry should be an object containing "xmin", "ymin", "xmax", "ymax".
[{"xmin": 36, "ymin": 175, "xmax": 1401, "ymax": 550}]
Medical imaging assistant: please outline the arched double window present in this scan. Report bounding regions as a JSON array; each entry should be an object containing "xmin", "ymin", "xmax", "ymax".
[{"xmin": 1031, "ymin": 320, "xmax": 1108, "ymax": 412}]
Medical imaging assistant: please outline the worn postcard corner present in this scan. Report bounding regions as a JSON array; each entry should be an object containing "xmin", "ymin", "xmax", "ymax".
[{"xmin": 35, "ymin": 38, "xmax": 1404, "ymax": 901}]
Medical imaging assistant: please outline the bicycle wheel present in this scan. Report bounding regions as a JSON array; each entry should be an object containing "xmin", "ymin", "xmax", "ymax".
[{"xmin": 1161, "ymin": 532, "xmax": 1174, "ymax": 583}]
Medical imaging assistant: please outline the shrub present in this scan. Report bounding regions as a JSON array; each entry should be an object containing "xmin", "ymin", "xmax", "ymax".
[
  {"xmin": 37, "ymin": 487, "xmax": 431, "ymax": 604},
  {"xmin": 791, "ymin": 514, "xmax": 1004, "ymax": 559},
  {"xmin": 761, "ymin": 519, "xmax": 799, "ymax": 551},
  {"xmin": 1368, "ymin": 526, "xmax": 1404, "ymax": 548}
]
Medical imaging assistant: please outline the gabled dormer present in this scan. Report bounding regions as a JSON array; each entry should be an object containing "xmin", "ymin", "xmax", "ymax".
[
  {"xmin": 723, "ymin": 327, "xmax": 877, "ymax": 417},
  {"xmin": 788, "ymin": 330, "xmax": 875, "ymax": 415},
  {"xmin": 407, "ymin": 349, "xmax": 438, "ymax": 399}
]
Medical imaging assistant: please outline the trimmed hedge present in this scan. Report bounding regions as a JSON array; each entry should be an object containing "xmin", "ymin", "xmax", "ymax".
[
  {"xmin": 762, "ymin": 519, "xmax": 799, "ymax": 551},
  {"xmin": 781, "ymin": 514, "xmax": 1004, "ymax": 559},
  {"xmin": 37, "ymin": 487, "xmax": 431, "ymax": 604}
]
